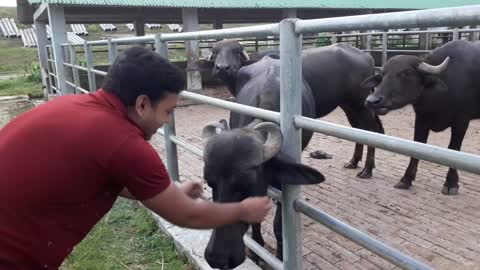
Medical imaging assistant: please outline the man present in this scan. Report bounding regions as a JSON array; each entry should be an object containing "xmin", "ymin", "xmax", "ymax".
[{"xmin": 0, "ymin": 46, "xmax": 272, "ymax": 269}]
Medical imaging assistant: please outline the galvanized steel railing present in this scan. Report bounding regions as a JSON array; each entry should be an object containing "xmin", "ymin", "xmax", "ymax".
[{"xmin": 42, "ymin": 4, "xmax": 480, "ymax": 270}]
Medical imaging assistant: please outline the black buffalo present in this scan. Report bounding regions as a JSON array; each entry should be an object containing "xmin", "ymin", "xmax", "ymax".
[
  {"xmin": 363, "ymin": 40, "xmax": 480, "ymax": 195},
  {"xmin": 202, "ymin": 121, "xmax": 325, "ymax": 269},
  {"xmin": 188, "ymin": 40, "xmax": 384, "ymax": 178},
  {"xmin": 202, "ymin": 54, "xmax": 317, "ymax": 268}
]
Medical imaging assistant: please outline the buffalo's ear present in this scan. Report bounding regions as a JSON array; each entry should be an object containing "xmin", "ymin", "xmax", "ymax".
[
  {"xmin": 423, "ymin": 75, "xmax": 448, "ymax": 93},
  {"xmin": 361, "ymin": 74, "xmax": 382, "ymax": 89},
  {"xmin": 266, "ymin": 152, "xmax": 325, "ymax": 186},
  {"xmin": 186, "ymin": 59, "xmax": 214, "ymax": 72}
]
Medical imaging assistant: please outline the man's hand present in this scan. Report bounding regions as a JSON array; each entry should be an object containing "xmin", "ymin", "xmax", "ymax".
[
  {"xmin": 179, "ymin": 181, "xmax": 203, "ymax": 199},
  {"xmin": 239, "ymin": 197, "xmax": 273, "ymax": 224}
]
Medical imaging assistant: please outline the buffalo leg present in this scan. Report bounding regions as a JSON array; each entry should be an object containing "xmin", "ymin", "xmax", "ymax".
[
  {"xmin": 273, "ymin": 202, "xmax": 283, "ymax": 260},
  {"xmin": 442, "ymin": 119, "xmax": 469, "ymax": 195},
  {"xmin": 357, "ymin": 111, "xmax": 385, "ymax": 178},
  {"xmin": 343, "ymin": 106, "xmax": 382, "ymax": 178},
  {"xmin": 395, "ymin": 117, "xmax": 430, "ymax": 189},
  {"xmin": 341, "ymin": 105, "xmax": 364, "ymax": 170}
]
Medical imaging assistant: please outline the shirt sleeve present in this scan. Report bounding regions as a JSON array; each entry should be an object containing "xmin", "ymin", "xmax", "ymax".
[{"xmin": 108, "ymin": 136, "xmax": 171, "ymax": 200}]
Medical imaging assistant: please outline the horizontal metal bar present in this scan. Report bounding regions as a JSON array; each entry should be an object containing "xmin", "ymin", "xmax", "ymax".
[
  {"xmin": 90, "ymin": 68, "xmax": 107, "ymax": 76},
  {"xmin": 63, "ymin": 62, "xmax": 89, "ymax": 71},
  {"xmin": 65, "ymin": 81, "xmax": 89, "ymax": 94},
  {"xmin": 48, "ymin": 72, "xmax": 57, "ymax": 78},
  {"xmin": 86, "ymin": 35, "xmax": 155, "ymax": 46},
  {"xmin": 76, "ymin": 65, "xmax": 88, "ymax": 72},
  {"xmin": 63, "ymin": 24, "xmax": 279, "ymax": 47},
  {"xmin": 179, "ymin": 91, "xmax": 280, "ymax": 124},
  {"xmin": 267, "ymin": 186, "xmax": 282, "ymax": 202},
  {"xmin": 295, "ymin": 116, "xmax": 480, "ymax": 175},
  {"xmin": 50, "ymin": 85, "xmax": 59, "ymax": 92},
  {"xmin": 47, "ymin": 59, "xmax": 55, "ymax": 63},
  {"xmin": 334, "ymin": 29, "xmax": 461, "ymax": 38},
  {"xmin": 243, "ymin": 235, "xmax": 283, "ymax": 270},
  {"xmin": 296, "ymin": 5, "xmax": 480, "ymax": 33},
  {"xmin": 170, "ymin": 135, "xmax": 203, "ymax": 158},
  {"xmin": 385, "ymin": 49, "xmax": 432, "ymax": 53},
  {"xmin": 160, "ymin": 24, "xmax": 279, "ymax": 41},
  {"xmin": 76, "ymin": 87, "xmax": 89, "ymax": 94},
  {"xmin": 295, "ymin": 199, "xmax": 433, "ymax": 270}
]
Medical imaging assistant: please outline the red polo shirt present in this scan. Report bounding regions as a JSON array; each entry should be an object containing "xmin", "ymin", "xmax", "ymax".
[{"xmin": 0, "ymin": 89, "xmax": 171, "ymax": 269}]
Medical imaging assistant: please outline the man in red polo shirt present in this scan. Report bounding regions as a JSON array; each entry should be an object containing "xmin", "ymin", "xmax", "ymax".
[{"xmin": 0, "ymin": 46, "xmax": 272, "ymax": 269}]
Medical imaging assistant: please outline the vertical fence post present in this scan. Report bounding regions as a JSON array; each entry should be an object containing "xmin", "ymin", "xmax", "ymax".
[
  {"xmin": 83, "ymin": 41, "xmax": 96, "ymax": 92},
  {"xmin": 452, "ymin": 28, "xmax": 459, "ymax": 41},
  {"xmin": 330, "ymin": 34, "xmax": 337, "ymax": 44},
  {"xmin": 381, "ymin": 32, "xmax": 388, "ymax": 66},
  {"xmin": 107, "ymin": 38, "xmax": 117, "ymax": 64},
  {"xmin": 69, "ymin": 44, "xmax": 80, "ymax": 94},
  {"xmin": 365, "ymin": 33, "xmax": 372, "ymax": 55},
  {"xmin": 280, "ymin": 18, "xmax": 303, "ymax": 270},
  {"xmin": 155, "ymin": 33, "xmax": 180, "ymax": 182}
]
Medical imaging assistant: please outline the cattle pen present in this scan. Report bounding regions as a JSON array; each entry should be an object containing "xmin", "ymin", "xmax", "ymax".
[{"xmin": 35, "ymin": 4, "xmax": 480, "ymax": 270}]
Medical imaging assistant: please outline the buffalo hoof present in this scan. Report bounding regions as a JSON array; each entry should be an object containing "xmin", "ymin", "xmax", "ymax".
[
  {"xmin": 344, "ymin": 161, "xmax": 358, "ymax": 169},
  {"xmin": 357, "ymin": 168, "xmax": 372, "ymax": 179},
  {"xmin": 309, "ymin": 150, "xmax": 333, "ymax": 159},
  {"xmin": 394, "ymin": 181, "xmax": 411, "ymax": 189},
  {"xmin": 441, "ymin": 186, "xmax": 459, "ymax": 195}
]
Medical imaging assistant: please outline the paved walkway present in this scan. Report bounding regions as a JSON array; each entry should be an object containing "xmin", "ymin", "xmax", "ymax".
[{"xmin": 149, "ymin": 92, "xmax": 480, "ymax": 270}]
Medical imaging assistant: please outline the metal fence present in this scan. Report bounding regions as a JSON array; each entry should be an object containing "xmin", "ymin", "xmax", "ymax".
[{"xmin": 39, "ymin": 4, "xmax": 480, "ymax": 270}]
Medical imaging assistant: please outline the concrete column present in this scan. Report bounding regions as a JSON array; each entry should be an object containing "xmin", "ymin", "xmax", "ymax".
[
  {"xmin": 47, "ymin": 4, "xmax": 74, "ymax": 94},
  {"xmin": 134, "ymin": 18, "xmax": 145, "ymax": 37},
  {"xmin": 182, "ymin": 8, "xmax": 202, "ymax": 90},
  {"xmin": 213, "ymin": 19, "xmax": 223, "ymax": 30},
  {"xmin": 282, "ymin": 8, "xmax": 297, "ymax": 19}
]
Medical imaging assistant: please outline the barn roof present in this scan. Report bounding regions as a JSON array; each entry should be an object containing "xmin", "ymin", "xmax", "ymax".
[{"xmin": 25, "ymin": 0, "xmax": 480, "ymax": 9}]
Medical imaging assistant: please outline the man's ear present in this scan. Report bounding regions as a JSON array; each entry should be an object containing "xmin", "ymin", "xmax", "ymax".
[
  {"xmin": 266, "ymin": 152, "xmax": 325, "ymax": 187},
  {"xmin": 186, "ymin": 59, "xmax": 214, "ymax": 72},
  {"xmin": 361, "ymin": 74, "xmax": 382, "ymax": 89},
  {"xmin": 134, "ymin": 95, "xmax": 150, "ymax": 116}
]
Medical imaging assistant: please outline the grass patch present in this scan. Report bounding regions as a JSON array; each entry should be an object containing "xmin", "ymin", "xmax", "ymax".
[
  {"xmin": 0, "ymin": 76, "xmax": 43, "ymax": 97},
  {"xmin": 61, "ymin": 198, "xmax": 191, "ymax": 270},
  {"xmin": 0, "ymin": 40, "xmax": 39, "ymax": 74}
]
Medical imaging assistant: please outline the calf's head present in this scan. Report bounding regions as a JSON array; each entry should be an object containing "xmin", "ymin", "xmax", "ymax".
[
  {"xmin": 362, "ymin": 55, "xmax": 450, "ymax": 115},
  {"xmin": 202, "ymin": 120, "xmax": 325, "ymax": 269}
]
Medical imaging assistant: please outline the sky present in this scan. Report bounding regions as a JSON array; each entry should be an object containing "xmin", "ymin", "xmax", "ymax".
[{"xmin": 0, "ymin": 0, "xmax": 17, "ymax": 7}]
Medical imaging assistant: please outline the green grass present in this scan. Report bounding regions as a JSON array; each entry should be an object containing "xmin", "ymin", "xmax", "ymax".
[
  {"xmin": 0, "ymin": 39, "xmax": 39, "ymax": 74},
  {"xmin": 61, "ymin": 198, "xmax": 191, "ymax": 270},
  {"xmin": 0, "ymin": 76, "xmax": 43, "ymax": 96}
]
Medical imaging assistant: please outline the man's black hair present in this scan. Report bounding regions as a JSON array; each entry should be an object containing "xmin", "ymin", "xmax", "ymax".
[{"xmin": 102, "ymin": 46, "xmax": 186, "ymax": 106}]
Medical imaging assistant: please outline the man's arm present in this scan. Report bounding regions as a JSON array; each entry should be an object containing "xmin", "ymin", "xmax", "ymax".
[{"xmin": 141, "ymin": 183, "xmax": 272, "ymax": 229}]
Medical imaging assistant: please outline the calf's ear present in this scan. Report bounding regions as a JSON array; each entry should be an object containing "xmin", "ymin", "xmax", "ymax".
[
  {"xmin": 360, "ymin": 74, "xmax": 382, "ymax": 89},
  {"xmin": 266, "ymin": 152, "xmax": 325, "ymax": 186}
]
